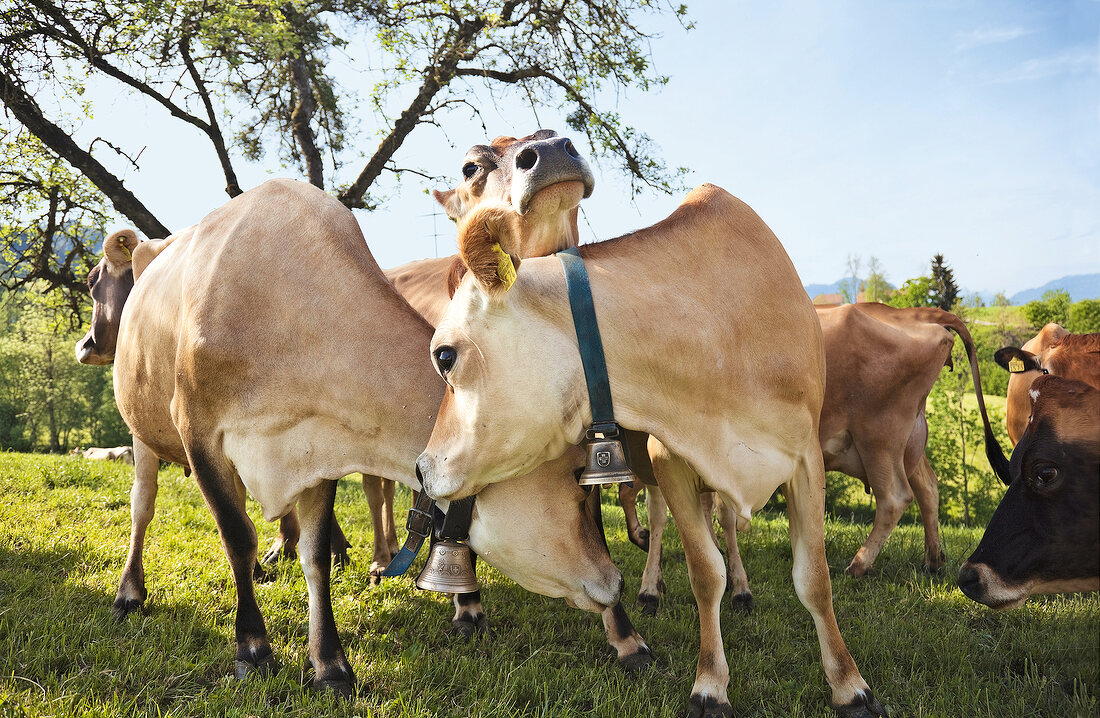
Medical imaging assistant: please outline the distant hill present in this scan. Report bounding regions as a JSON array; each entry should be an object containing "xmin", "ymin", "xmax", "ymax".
[
  {"xmin": 805, "ymin": 273, "xmax": 1100, "ymax": 305},
  {"xmin": 1010, "ymin": 274, "xmax": 1100, "ymax": 304}
]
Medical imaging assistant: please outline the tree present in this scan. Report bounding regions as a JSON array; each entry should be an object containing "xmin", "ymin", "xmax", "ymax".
[
  {"xmin": 1023, "ymin": 289, "xmax": 1070, "ymax": 330},
  {"xmin": 1, "ymin": 128, "xmax": 108, "ymax": 320},
  {"xmin": 863, "ymin": 256, "xmax": 891, "ymax": 303},
  {"xmin": 887, "ymin": 275, "xmax": 933, "ymax": 308},
  {"xmin": 840, "ymin": 254, "xmax": 861, "ymax": 304},
  {"xmin": 929, "ymin": 253, "xmax": 958, "ymax": 311},
  {"xmin": 1, "ymin": 0, "xmax": 690, "ymax": 252}
]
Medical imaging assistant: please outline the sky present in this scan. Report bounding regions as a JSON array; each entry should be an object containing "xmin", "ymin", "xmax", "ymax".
[{"xmin": 70, "ymin": 0, "xmax": 1100, "ymax": 296}]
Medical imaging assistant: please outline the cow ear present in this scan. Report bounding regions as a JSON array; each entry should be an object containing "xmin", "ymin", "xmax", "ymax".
[
  {"xmin": 457, "ymin": 202, "xmax": 522, "ymax": 296},
  {"xmin": 104, "ymin": 229, "xmax": 139, "ymax": 270},
  {"xmin": 446, "ymin": 256, "xmax": 468, "ymax": 299},
  {"xmin": 994, "ymin": 347, "xmax": 1042, "ymax": 374},
  {"xmin": 433, "ymin": 188, "xmax": 464, "ymax": 221}
]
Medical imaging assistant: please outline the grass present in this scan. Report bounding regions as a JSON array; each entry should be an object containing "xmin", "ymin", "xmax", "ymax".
[{"xmin": 0, "ymin": 451, "xmax": 1097, "ymax": 717}]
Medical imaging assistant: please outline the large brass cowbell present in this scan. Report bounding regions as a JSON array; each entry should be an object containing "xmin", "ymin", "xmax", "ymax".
[
  {"xmin": 415, "ymin": 540, "xmax": 479, "ymax": 593},
  {"xmin": 577, "ymin": 429, "xmax": 637, "ymax": 486}
]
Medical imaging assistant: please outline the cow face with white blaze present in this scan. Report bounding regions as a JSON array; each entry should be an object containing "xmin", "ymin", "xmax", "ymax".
[
  {"xmin": 75, "ymin": 229, "xmax": 139, "ymax": 365},
  {"xmin": 419, "ymin": 206, "xmax": 587, "ymax": 500},
  {"xmin": 958, "ymin": 375, "xmax": 1100, "ymax": 609}
]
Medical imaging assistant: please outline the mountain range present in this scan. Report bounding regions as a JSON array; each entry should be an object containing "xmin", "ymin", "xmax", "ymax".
[{"xmin": 804, "ymin": 274, "xmax": 1100, "ymax": 305}]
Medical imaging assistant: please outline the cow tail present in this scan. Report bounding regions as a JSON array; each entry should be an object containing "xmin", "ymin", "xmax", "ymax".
[{"xmin": 938, "ymin": 311, "xmax": 1012, "ymax": 485}]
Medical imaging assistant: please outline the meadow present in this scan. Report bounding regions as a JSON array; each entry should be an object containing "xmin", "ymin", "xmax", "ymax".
[{"xmin": 0, "ymin": 451, "xmax": 1097, "ymax": 718}]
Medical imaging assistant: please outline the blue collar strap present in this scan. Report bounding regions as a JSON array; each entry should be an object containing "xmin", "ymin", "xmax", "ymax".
[
  {"xmin": 380, "ymin": 490, "xmax": 434, "ymax": 577},
  {"xmin": 558, "ymin": 247, "xmax": 619, "ymax": 437}
]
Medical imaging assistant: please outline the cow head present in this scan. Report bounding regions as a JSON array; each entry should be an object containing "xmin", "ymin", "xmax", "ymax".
[
  {"xmin": 417, "ymin": 205, "xmax": 588, "ymax": 500},
  {"xmin": 469, "ymin": 447, "xmax": 623, "ymax": 611},
  {"xmin": 433, "ymin": 130, "xmax": 594, "ymax": 259},
  {"xmin": 75, "ymin": 229, "xmax": 140, "ymax": 365},
  {"xmin": 958, "ymin": 375, "xmax": 1100, "ymax": 609}
]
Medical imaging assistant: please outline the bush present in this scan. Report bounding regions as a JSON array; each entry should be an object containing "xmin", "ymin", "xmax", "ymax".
[
  {"xmin": 1066, "ymin": 299, "xmax": 1100, "ymax": 333},
  {"xmin": 1023, "ymin": 289, "xmax": 1070, "ymax": 330}
]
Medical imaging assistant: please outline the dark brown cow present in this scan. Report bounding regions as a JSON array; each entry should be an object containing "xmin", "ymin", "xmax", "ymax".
[
  {"xmin": 958, "ymin": 375, "xmax": 1099, "ymax": 608},
  {"xmin": 995, "ymin": 324, "xmax": 1100, "ymax": 446}
]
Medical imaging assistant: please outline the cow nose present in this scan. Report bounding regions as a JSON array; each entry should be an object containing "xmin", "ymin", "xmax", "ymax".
[
  {"xmin": 957, "ymin": 563, "xmax": 982, "ymax": 599},
  {"xmin": 514, "ymin": 136, "xmax": 581, "ymax": 173}
]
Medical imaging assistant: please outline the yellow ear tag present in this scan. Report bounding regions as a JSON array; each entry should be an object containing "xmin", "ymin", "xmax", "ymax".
[
  {"xmin": 120, "ymin": 244, "xmax": 132, "ymax": 261},
  {"xmin": 491, "ymin": 243, "xmax": 516, "ymax": 289},
  {"xmin": 1008, "ymin": 357, "xmax": 1025, "ymax": 373}
]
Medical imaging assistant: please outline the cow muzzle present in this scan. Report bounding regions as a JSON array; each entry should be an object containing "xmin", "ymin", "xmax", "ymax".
[{"xmin": 958, "ymin": 562, "xmax": 1029, "ymax": 610}]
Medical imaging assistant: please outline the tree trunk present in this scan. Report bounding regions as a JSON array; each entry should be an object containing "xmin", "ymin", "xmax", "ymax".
[{"xmin": 288, "ymin": 53, "xmax": 323, "ymax": 189}]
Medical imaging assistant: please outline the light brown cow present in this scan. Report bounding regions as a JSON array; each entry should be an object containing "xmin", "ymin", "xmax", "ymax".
[
  {"xmin": 109, "ymin": 179, "xmax": 649, "ymax": 692},
  {"xmin": 635, "ymin": 303, "xmax": 1006, "ymax": 614},
  {"xmin": 418, "ymin": 185, "xmax": 885, "ymax": 717},
  {"xmin": 995, "ymin": 323, "xmax": 1100, "ymax": 446}
]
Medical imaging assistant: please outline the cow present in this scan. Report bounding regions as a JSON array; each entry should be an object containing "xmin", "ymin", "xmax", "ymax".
[
  {"xmin": 106, "ymin": 178, "xmax": 649, "ymax": 692},
  {"xmin": 80, "ymin": 446, "xmax": 135, "ymax": 465},
  {"xmin": 958, "ymin": 375, "xmax": 1099, "ymax": 608},
  {"xmin": 632, "ymin": 303, "xmax": 1007, "ymax": 614},
  {"xmin": 994, "ymin": 324, "xmax": 1100, "ymax": 446},
  {"xmin": 417, "ymin": 185, "xmax": 886, "ymax": 717}
]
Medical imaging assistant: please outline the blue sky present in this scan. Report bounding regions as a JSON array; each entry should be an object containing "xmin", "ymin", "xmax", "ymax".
[{"xmin": 77, "ymin": 0, "xmax": 1099, "ymax": 296}]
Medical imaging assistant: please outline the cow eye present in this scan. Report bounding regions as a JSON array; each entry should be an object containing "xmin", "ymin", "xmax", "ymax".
[
  {"xmin": 1035, "ymin": 466, "xmax": 1058, "ymax": 483},
  {"xmin": 461, "ymin": 162, "xmax": 478, "ymax": 179},
  {"xmin": 434, "ymin": 346, "xmax": 457, "ymax": 374}
]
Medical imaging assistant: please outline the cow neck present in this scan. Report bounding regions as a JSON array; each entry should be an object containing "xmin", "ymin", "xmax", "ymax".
[
  {"xmin": 557, "ymin": 247, "xmax": 619, "ymax": 437},
  {"xmin": 511, "ymin": 209, "xmax": 579, "ymax": 257}
]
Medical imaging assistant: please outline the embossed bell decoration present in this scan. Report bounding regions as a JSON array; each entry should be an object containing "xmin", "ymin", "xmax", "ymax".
[
  {"xmin": 415, "ymin": 540, "xmax": 479, "ymax": 593},
  {"xmin": 577, "ymin": 428, "xmax": 638, "ymax": 486}
]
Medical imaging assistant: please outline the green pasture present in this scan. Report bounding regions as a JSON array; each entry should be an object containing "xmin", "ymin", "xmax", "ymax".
[{"xmin": 0, "ymin": 452, "xmax": 1097, "ymax": 718}]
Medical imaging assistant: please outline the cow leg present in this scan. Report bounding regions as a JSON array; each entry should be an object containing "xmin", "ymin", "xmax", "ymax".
[
  {"xmin": 363, "ymin": 475, "xmax": 396, "ymax": 583},
  {"xmin": 296, "ymin": 479, "xmax": 356, "ymax": 695},
  {"xmin": 714, "ymin": 496, "xmax": 753, "ymax": 612},
  {"xmin": 636, "ymin": 485, "xmax": 668, "ymax": 616},
  {"xmin": 581, "ymin": 486, "xmax": 654, "ymax": 672},
  {"xmin": 113, "ymin": 437, "xmax": 160, "ymax": 619},
  {"xmin": 262, "ymin": 510, "xmax": 300, "ymax": 564},
  {"xmin": 846, "ymin": 453, "xmax": 913, "ymax": 577},
  {"xmin": 187, "ymin": 446, "xmax": 276, "ymax": 679},
  {"xmin": 451, "ymin": 550, "xmax": 488, "ymax": 639},
  {"xmin": 619, "ymin": 482, "xmax": 650, "ymax": 551},
  {"xmin": 908, "ymin": 455, "xmax": 945, "ymax": 572},
  {"xmin": 601, "ymin": 601, "xmax": 654, "ymax": 673},
  {"xmin": 329, "ymin": 514, "xmax": 351, "ymax": 568},
  {"xmin": 785, "ymin": 451, "xmax": 885, "ymax": 716},
  {"xmin": 651, "ymin": 446, "xmax": 731, "ymax": 718}
]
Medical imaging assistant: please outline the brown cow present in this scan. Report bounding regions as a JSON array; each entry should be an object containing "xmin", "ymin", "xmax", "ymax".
[
  {"xmin": 634, "ymin": 304, "xmax": 1006, "ymax": 614},
  {"xmin": 959, "ymin": 375, "xmax": 1099, "ymax": 608},
  {"xmin": 995, "ymin": 323, "xmax": 1100, "ymax": 446},
  {"xmin": 418, "ymin": 186, "xmax": 885, "ymax": 717},
  {"xmin": 109, "ymin": 179, "xmax": 648, "ymax": 691}
]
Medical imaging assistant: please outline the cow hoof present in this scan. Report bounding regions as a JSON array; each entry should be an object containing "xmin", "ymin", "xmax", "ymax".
[
  {"xmin": 233, "ymin": 653, "xmax": 279, "ymax": 680},
  {"xmin": 629, "ymin": 528, "xmax": 651, "ymax": 552},
  {"xmin": 368, "ymin": 569, "xmax": 385, "ymax": 587},
  {"xmin": 730, "ymin": 592, "xmax": 754, "ymax": 613},
  {"xmin": 636, "ymin": 593, "xmax": 660, "ymax": 617},
  {"xmin": 252, "ymin": 562, "xmax": 276, "ymax": 584},
  {"xmin": 452, "ymin": 614, "xmax": 490, "ymax": 640},
  {"xmin": 618, "ymin": 645, "xmax": 655, "ymax": 674},
  {"xmin": 261, "ymin": 544, "xmax": 296, "ymax": 565},
  {"xmin": 923, "ymin": 551, "xmax": 947, "ymax": 575},
  {"xmin": 112, "ymin": 597, "xmax": 144, "ymax": 621},
  {"xmin": 834, "ymin": 690, "xmax": 887, "ymax": 717},
  {"xmin": 844, "ymin": 562, "xmax": 873, "ymax": 578},
  {"xmin": 332, "ymin": 549, "xmax": 351, "ymax": 569},
  {"xmin": 313, "ymin": 665, "xmax": 356, "ymax": 698},
  {"xmin": 687, "ymin": 693, "xmax": 733, "ymax": 718}
]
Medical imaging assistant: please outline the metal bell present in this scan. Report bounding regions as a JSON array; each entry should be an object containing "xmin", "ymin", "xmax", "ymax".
[
  {"xmin": 415, "ymin": 540, "xmax": 480, "ymax": 593},
  {"xmin": 577, "ymin": 433, "xmax": 638, "ymax": 486}
]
